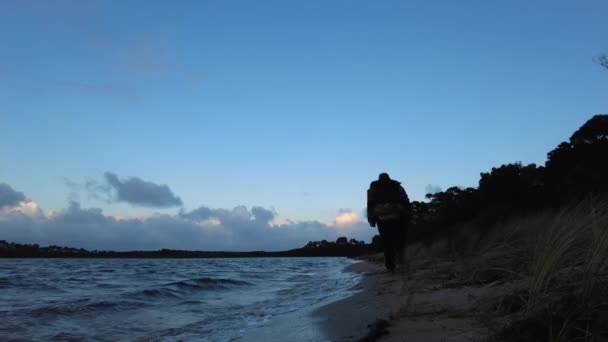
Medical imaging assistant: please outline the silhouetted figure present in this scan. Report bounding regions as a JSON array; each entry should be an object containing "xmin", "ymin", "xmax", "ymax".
[{"xmin": 367, "ymin": 173, "xmax": 411, "ymax": 271}]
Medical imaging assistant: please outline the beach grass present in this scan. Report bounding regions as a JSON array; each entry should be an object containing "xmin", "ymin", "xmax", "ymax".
[{"xmin": 398, "ymin": 199, "xmax": 608, "ymax": 341}]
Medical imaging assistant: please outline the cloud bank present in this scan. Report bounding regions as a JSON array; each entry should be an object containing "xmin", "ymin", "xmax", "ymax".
[{"xmin": 0, "ymin": 183, "xmax": 373, "ymax": 251}]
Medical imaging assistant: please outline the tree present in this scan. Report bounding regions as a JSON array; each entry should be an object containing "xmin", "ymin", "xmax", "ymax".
[
  {"xmin": 545, "ymin": 115, "xmax": 608, "ymax": 201},
  {"xmin": 424, "ymin": 186, "xmax": 479, "ymax": 227},
  {"xmin": 570, "ymin": 115, "xmax": 608, "ymax": 144},
  {"xmin": 370, "ymin": 235, "xmax": 383, "ymax": 252},
  {"xmin": 478, "ymin": 162, "xmax": 544, "ymax": 211},
  {"xmin": 410, "ymin": 201, "xmax": 430, "ymax": 227}
]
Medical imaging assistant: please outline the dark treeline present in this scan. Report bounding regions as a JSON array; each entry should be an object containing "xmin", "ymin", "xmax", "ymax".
[
  {"xmin": 0, "ymin": 237, "xmax": 370, "ymax": 258},
  {"xmin": 407, "ymin": 114, "xmax": 608, "ymax": 243}
]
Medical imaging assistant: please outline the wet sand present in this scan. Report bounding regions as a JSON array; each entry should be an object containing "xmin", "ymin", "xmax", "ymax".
[
  {"xmin": 316, "ymin": 260, "xmax": 495, "ymax": 342},
  {"xmin": 314, "ymin": 261, "xmax": 402, "ymax": 341}
]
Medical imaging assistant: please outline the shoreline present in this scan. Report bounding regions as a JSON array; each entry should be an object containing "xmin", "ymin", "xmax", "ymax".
[
  {"xmin": 315, "ymin": 258, "xmax": 493, "ymax": 342},
  {"xmin": 236, "ymin": 258, "xmax": 367, "ymax": 341},
  {"xmin": 313, "ymin": 261, "xmax": 402, "ymax": 341},
  {"xmin": 241, "ymin": 259, "xmax": 399, "ymax": 341},
  {"xmin": 243, "ymin": 256, "xmax": 498, "ymax": 341}
]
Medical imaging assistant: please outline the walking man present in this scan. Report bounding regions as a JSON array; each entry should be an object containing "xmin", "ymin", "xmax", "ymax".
[{"xmin": 367, "ymin": 173, "xmax": 412, "ymax": 271}]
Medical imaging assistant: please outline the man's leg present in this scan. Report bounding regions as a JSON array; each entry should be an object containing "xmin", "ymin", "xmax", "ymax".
[
  {"xmin": 396, "ymin": 221, "xmax": 408, "ymax": 266},
  {"xmin": 378, "ymin": 223, "xmax": 395, "ymax": 271},
  {"xmin": 385, "ymin": 220, "xmax": 407, "ymax": 269}
]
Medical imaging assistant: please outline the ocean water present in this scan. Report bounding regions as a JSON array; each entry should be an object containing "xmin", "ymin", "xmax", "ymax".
[{"xmin": 0, "ymin": 258, "xmax": 361, "ymax": 341}]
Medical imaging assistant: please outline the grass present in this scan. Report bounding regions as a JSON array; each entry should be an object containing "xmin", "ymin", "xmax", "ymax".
[
  {"xmin": 400, "ymin": 199, "xmax": 608, "ymax": 341},
  {"xmin": 488, "ymin": 200, "xmax": 608, "ymax": 341}
]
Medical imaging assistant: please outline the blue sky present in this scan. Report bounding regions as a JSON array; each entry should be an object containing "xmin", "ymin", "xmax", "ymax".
[{"xmin": 1, "ymin": 0, "xmax": 607, "ymax": 250}]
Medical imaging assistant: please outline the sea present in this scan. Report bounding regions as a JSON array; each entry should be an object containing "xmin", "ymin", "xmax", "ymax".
[{"xmin": 0, "ymin": 257, "xmax": 362, "ymax": 341}]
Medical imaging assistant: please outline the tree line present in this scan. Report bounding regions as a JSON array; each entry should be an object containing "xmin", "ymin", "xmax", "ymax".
[
  {"xmin": 0, "ymin": 237, "xmax": 371, "ymax": 258},
  {"xmin": 405, "ymin": 114, "xmax": 608, "ymax": 243}
]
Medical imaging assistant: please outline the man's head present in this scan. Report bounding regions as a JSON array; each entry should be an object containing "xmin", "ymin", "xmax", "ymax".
[{"xmin": 378, "ymin": 173, "xmax": 391, "ymax": 181}]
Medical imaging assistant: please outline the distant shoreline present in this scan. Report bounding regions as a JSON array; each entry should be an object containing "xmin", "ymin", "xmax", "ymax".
[{"xmin": 0, "ymin": 239, "xmax": 372, "ymax": 258}]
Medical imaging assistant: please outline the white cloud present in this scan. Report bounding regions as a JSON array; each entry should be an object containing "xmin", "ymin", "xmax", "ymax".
[
  {"xmin": 331, "ymin": 210, "xmax": 361, "ymax": 227},
  {"xmin": 1, "ymin": 200, "xmax": 55, "ymax": 219},
  {"xmin": 111, "ymin": 213, "xmax": 160, "ymax": 221},
  {"xmin": 269, "ymin": 218, "xmax": 292, "ymax": 227},
  {"xmin": 197, "ymin": 217, "xmax": 221, "ymax": 229},
  {"xmin": 14, "ymin": 201, "xmax": 40, "ymax": 215},
  {"xmin": 325, "ymin": 209, "xmax": 368, "ymax": 238}
]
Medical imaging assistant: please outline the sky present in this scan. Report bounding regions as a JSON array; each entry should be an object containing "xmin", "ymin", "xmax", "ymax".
[{"xmin": 1, "ymin": 0, "xmax": 607, "ymax": 251}]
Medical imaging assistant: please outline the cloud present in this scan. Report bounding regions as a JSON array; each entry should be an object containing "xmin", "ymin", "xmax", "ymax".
[
  {"xmin": 12, "ymin": 201, "xmax": 48, "ymax": 217},
  {"xmin": 197, "ymin": 218, "xmax": 221, "ymax": 229},
  {"xmin": 65, "ymin": 177, "xmax": 111, "ymax": 203},
  {"xmin": 0, "ymin": 184, "xmax": 376, "ymax": 251},
  {"xmin": 0, "ymin": 198, "xmax": 53, "ymax": 219},
  {"xmin": 0, "ymin": 183, "xmax": 26, "ymax": 209},
  {"xmin": 251, "ymin": 206, "xmax": 275, "ymax": 223},
  {"xmin": 327, "ymin": 209, "xmax": 366, "ymax": 235},
  {"xmin": 424, "ymin": 184, "xmax": 443, "ymax": 196},
  {"xmin": 103, "ymin": 172, "xmax": 183, "ymax": 208},
  {"xmin": 332, "ymin": 209, "xmax": 362, "ymax": 227},
  {"xmin": 1, "ymin": 182, "xmax": 376, "ymax": 251},
  {"xmin": 269, "ymin": 218, "xmax": 293, "ymax": 227}
]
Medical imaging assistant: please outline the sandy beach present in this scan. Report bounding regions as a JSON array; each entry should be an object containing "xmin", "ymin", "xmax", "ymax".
[
  {"xmin": 315, "ymin": 259, "xmax": 518, "ymax": 342},
  {"xmin": 314, "ymin": 261, "xmax": 402, "ymax": 341},
  {"xmin": 242, "ymin": 258, "xmax": 493, "ymax": 341}
]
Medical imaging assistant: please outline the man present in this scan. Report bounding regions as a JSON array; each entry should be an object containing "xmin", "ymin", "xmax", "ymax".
[{"xmin": 367, "ymin": 173, "xmax": 412, "ymax": 271}]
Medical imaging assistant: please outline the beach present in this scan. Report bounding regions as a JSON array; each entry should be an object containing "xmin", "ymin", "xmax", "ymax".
[
  {"xmin": 314, "ymin": 261, "xmax": 401, "ymax": 341},
  {"xmin": 245, "ymin": 258, "xmax": 489, "ymax": 341},
  {"xmin": 313, "ymin": 259, "xmax": 510, "ymax": 342}
]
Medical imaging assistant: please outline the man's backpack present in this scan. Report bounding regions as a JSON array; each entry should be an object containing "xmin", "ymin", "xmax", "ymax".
[
  {"xmin": 368, "ymin": 180, "xmax": 409, "ymax": 221},
  {"xmin": 368, "ymin": 180, "xmax": 405, "ymax": 203}
]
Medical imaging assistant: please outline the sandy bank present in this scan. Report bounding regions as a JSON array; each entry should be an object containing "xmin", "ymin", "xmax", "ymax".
[{"xmin": 315, "ymin": 259, "xmax": 518, "ymax": 342}]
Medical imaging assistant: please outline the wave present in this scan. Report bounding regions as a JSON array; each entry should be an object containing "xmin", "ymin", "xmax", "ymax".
[
  {"xmin": 0, "ymin": 277, "xmax": 12, "ymax": 288},
  {"xmin": 286, "ymin": 274, "xmax": 314, "ymax": 283},
  {"xmin": 1, "ymin": 278, "xmax": 63, "ymax": 292},
  {"xmin": 2, "ymin": 257, "xmax": 354, "ymax": 341},
  {"xmin": 167, "ymin": 277, "xmax": 254, "ymax": 290},
  {"xmin": 28, "ymin": 299, "xmax": 144, "ymax": 318},
  {"xmin": 129, "ymin": 277, "xmax": 254, "ymax": 301},
  {"xmin": 136, "ymin": 288, "xmax": 181, "ymax": 299}
]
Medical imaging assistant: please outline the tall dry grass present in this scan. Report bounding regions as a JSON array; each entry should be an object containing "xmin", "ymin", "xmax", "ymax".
[
  {"xmin": 404, "ymin": 199, "xmax": 608, "ymax": 340},
  {"xmin": 482, "ymin": 200, "xmax": 608, "ymax": 341}
]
